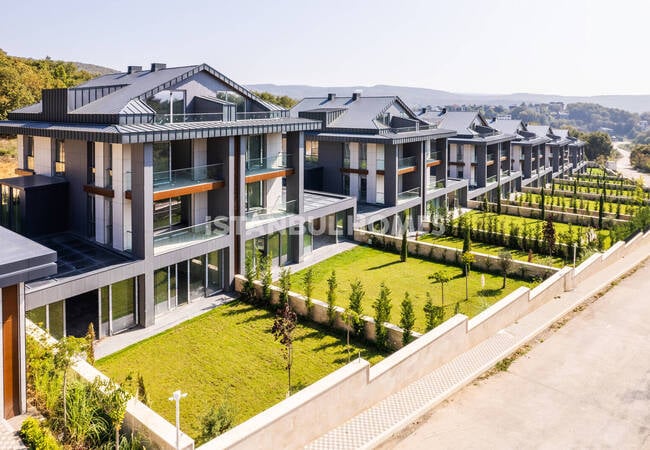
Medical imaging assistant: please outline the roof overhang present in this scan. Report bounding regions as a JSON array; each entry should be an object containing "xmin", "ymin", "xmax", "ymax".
[{"xmin": 306, "ymin": 128, "xmax": 456, "ymax": 145}]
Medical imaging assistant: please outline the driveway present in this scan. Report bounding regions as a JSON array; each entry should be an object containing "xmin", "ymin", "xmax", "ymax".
[
  {"xmin": 389, "ymin": 262, "xmax": 650, "ymax": 449},
  {"xmin": 614, "ymin": 141, "xmax": 650, "ymax": 186}
]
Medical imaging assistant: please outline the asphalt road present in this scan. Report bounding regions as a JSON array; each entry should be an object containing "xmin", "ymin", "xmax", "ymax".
[{"xmin": 389, "ymin": 262, "xmax": 650, "ymax": 449}]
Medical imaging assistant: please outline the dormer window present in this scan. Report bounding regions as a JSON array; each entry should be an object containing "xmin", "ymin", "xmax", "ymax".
[{"xmin": 216, "ymin": 91, "xmax": 246, "ymax": 113}]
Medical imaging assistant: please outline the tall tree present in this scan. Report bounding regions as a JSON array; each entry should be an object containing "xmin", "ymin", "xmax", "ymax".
[
  {"xmin": 326, "ymin": 270, "xmax": 338, "ymax": 326},
  {"xmin": 540, "ymin": 187, "xmax": 546, "ymax": 220},
  {"xmin": 543, "ymin": 217, "xmax": 556, "ymax": 256},
  {"xmin": 498, "ymin": 251, "xmax": 513, "ymax": 289},
  {"xmin": 348, "ymin": 279, "xmax": 365, "ymax": 335}
]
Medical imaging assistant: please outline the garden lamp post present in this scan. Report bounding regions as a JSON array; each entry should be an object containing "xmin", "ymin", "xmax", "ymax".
[
  {"xmin": 169, "ymin": 390, "xmax": 187, "ymax": 450},
  {"xmin": 573, "ymin": 242, "xmax": 577, "ymax": 268}
]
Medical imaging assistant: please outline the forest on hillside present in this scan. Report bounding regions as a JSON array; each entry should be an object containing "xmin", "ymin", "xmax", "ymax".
[{"xmin": 0, "ymin": 49, "xmax": 97, "ymax": 120}]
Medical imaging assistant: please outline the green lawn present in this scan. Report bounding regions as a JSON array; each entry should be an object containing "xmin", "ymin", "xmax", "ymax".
[
  {"xmin": 289, "ymin": 246, "xmax": 537, "ymax": 332},
  {"xmin": 96, "ymin": 301, "xmax": 385, "ymax": 440},
  {"xmin": 515, "ymin": 192, "xmax": 640, "ymax": 216},
  {"xmin": 462, "ymin": 210, "xmax": 613, "ymax": 249},
  {"xmin": 418, "ymin": 234, "xmax": 565, "ymax": 268}
]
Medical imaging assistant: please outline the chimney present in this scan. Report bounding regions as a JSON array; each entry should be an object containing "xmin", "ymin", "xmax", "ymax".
[
  {"xmin": 421, "ymin": 107, "xmax": 427, "ymax": 114},
  {"xmin": 150, "ymin": 63, "xmax": 167, "ymax": 72},
  {"xmin": 441, "ymin": 107, "xmax": 447, "ymax": 115},
  {"xmin": 327, "ymin": 93, "xmax": 336, "ymax": 101},
  {"xmin": 127, "ymin": 65, "xmax": 142, "ymax": 74},
  {"xmin": 352, "ymin": 90, "xmax": 362, "ymax": 101}
]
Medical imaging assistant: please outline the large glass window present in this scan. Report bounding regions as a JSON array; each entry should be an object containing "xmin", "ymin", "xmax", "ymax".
[
  {"xmin": 26, "ymin": 306, "xmax": 46, "ymax": 329},
  {"xmin": 111, "ymin": 279, "xmax": 136, "ymax": 331},
  {"xmin": 359, "ymin": 143, "xmax": 367, "ymax": 169},
  {"xmin": 25, "ymin": 136, "xmax": 34, "ymax": 170},
  {"xmin": 177, "ymin": 261, "xmax": 189, "ymax": 305},
  {"xmin": 190, "ymin": 255, "xmax": 205, "ymax": 300},
  {"xmin": 246, "ymin": 135, "xmax": 265, "ymax": 166},
  {"xmin": 280, "ymin": 228, "xmax": 290, "ymax": 266},
  {"xmin": 206, "ymin": 250, "xmax": 223, "ymax": 296},
  {"xmin": 343, "ymin": 143, "xmax": 350, "ymax": 168},
  {"xmin": 146, "ymin": 90, "xmax": 185, "ymax": 118},
  {"xmin": 216, "ymin": 91, "xmax": 245, "ymax": 112},
  {"xmin": 54, "ymin": 140, "xmax": 65, "ymax": 176},
  {"xmin": 153, "ymin": 142, "xmax": 171, "ymax": 184},
  {"xmin": 100, "ymin": 286, "xmax": 109, "ymax": 337},
  {"xmin": 456, "ymin": 144, "xmax": 463, "ymax": 162},
  {"xmin": 246, "ymin": 181, "xmax": 264, "ymax": 210},
  {"xmin": 306, "ymin": 140, "xmax": 319, "ymax": 164},
  {"xmin": 153, "ymin": 196, "xmax": 185, "ymax": 231},
  {"xmin": 155, "ymin": 268, "xmax": 169, "ymax": 315},
  {"xmin": 87, "ymin": 142, "xmax": 96, "ymax": 184},
  {"xmin": 342, "ymin": 174, "xmax": 350, "ymax": 195},
  {"xmin": 359, "ymin": 176, "xmax": 367, "ymax": 203},
  {"xmin": 49, "ymin": 301, "xmax": 65, "ymax": 340}
]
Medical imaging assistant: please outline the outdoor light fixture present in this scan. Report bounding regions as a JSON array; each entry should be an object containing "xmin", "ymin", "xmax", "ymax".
[{"xmin": 169, "ymin": 390, "xmax": 187, "ymax": 450}]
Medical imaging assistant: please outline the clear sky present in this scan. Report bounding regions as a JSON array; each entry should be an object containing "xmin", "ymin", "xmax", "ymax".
[{"xmin": 1, "ymin": 0, "xmax": 648, "ymax": 96}]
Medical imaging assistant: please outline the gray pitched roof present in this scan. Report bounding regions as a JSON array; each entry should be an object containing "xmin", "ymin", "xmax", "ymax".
[
  {"xmin": 526, "ymin": 125, "xmax": 552, "ymax": 138},
  {"xmin": 291, "ymin": 95, "xmax": 420, "ymax": 130},
  {"xmin": 490, "ymin": 119, "xmax": 525, "ymax": 135},
  {"xmin": 435, "ymin": 111, "xmax": 488, "ymax": 135}
]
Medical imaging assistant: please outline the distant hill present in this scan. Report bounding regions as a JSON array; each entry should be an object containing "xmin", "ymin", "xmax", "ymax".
[
  {"xmin": 247, "ymin": 83, "xmax": 650, "ymax": 114},
  {"xmin": 71, "ymin": 61, "xmax": 117, "ymax": 76}
]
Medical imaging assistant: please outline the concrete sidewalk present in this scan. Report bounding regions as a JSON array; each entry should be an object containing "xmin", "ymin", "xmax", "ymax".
[{"xmin": 306, "ymin": 237, "xmax": 650, "ymax": 449}]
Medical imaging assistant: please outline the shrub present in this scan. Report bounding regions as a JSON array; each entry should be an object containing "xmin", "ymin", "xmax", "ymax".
[
  {"xmin": 399, "ymin": 292, "xmax": 416, "ymax": 346},
  {"xmin": 197, "ymin": 400, "xmax": 236, "ymax": 446},
  {"xmin": 348, "ymin": 279, "xmax": 365, "ymax": 335},
  {"xmin": 326, "ymin": 270, "xmax": 337, "ymax": 326},
  {"xmin": 302, "ymin": 268, "xmax": 314, "ymax": 318},
  {"xmin": 373, "ymin": 283, "xmax": 392, "ymax": 350},
  {"xmin": 20, "ymin": 418, "xmax": 61, "ymax": 450}
]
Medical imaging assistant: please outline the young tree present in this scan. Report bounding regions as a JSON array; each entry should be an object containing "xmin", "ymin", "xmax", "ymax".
[
  {"xmin": 460, "ymin": 252, "xmax": 475, "ymax": 301},
  {"xmin": 462, "ymin": 225, "xmax": 472, "ymax": 254},
  {"xmin": 423, "ymin": 292, "xmax": 443, "ymax": 332},
  {"xmin": 496, "ymin": 185, "xmax": 502, "ymax": 215},
  {"xmin": 278, "ymin": 268, "xmax": 292, "ymax": 309},
  {"xmin": 342, "ymin": 309, "xmax": 359, "ymax": 362},
  {"xmin": 326, "ymin": 270, "xmax": 337, "ymax": 326},
  {"xmin": 543, "ymin": 217, "xmax": 556, "ymax": 256},
  {"xmin": 85, "ymin": 323, "xmax": 96, "ymax": 366},
  {"xmin": 348, "ymin": 279, "xmax": 365, "ymax": 335},
  {"xmin": 54, "ymin": 336, "xmax": 87, "ymax": 428},
  {"xmin": 428, "ymin": 271, "xmax": 450, "ymax": 313},
  {"xmin": 373, "ymin": 283, "xmax": 392, "ymax": 350},
  {"xmin": 302, "ymin": 268, "xmax": 314, "ymax": 317},
  {"xmin": 271, "ymin": 302, "xmax": 297, "ymax": 396},
  {"xmin": 598, "ymin": 193, "xmax": 605, "ymax": 229},
  {"xmin": 400, "ymin": 225, "xmax": 408, "ymax": 262},
  {"xmin": 98, "ymin": 379, "xmax": 129, "ymax": 450},
  {"xmin": 540, "ymin": 187, "xmax": 546, "ymax": 220},
  {"xmin": 260, "ymin": 255, "xmax": 272, "ymax": 306},
  {"xmin": 242, "ymin": 254, "xmax": 256, "ymax": 303},
  {"xmin": 498, "ymin": 251, "xmax": 514, "ymax": 289},
  {"xmin": 399, "ymin": 292, "xmax": 416, "ymax": 346}
]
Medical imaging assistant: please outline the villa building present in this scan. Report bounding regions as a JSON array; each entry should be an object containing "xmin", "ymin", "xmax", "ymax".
[
  {"xmin": 290, "ymin": 94, "xmax": 465, "ymax": 232},
  {"xmin": 0, "ymin": 63, "xmax": 354, "ymax": 340}
]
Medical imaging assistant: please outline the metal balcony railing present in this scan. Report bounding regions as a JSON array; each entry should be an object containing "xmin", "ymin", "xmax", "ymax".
[
  {"xmin": 153, "ymin": 113, "xmax": 224, "ymax": 124},
  {"xmin": 246, "ymin": 153, "xmax": 290, "ymax": 174},
  {"xmin": 153, "ymin": 164, "xmax": 223, "ymax": 191}
]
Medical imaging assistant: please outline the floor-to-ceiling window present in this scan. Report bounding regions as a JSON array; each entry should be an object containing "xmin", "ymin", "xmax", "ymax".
[{"xmin": 246, "ymin": 181, "xmax": 264, "ymax": 211}]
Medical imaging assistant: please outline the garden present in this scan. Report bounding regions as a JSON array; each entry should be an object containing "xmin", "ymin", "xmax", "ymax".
[
  {"xmin": 95, "ymin": 300, "xmax": 385, "ymax": 444},
  {"xmin": 286, "ymin": 245, "xmax": 537, "ymax": 333}
]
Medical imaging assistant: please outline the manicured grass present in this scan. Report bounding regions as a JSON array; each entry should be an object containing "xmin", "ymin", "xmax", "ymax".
[
  {"xmin": 418, "ymin": 234, "xmax": 565, "ymax": 268},
  {"xmin": 515, "ymin": 192, "xmax": 640, "ymax": 215},
  {"xmin": 96, "ymin": 301, "xmax": 385, "ymax": 440},
  {"xmin": 290, "ymin": 246, "xmax": 537, "ymax": 332}
]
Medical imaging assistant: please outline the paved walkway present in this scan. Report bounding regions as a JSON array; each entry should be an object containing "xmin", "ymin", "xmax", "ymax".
[
  {"xmin": 306, "ymin": 235, "xmax": 650, "ymax": 449},
  {"xmin": 95, "ymin": 293, "xmax": 236, "ymax": 359},
  {"xmin": 0, "ymin": 419, "xmax": 26, "ymax": 449},
  {"xmin": 389, "ymin": 260, "xmax": 650, "ymax": 449}
]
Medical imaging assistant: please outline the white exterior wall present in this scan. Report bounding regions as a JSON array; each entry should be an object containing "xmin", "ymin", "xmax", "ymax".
[
  {"xmin": 112, "ymin": 144, "xmax": 125, "ymax": 251},
  {"xmin": 192, "ymin": 139, "xmax": 209, "ymax": 225},
  {"xmin": 193, "ymin": 138, "xmax": 207, "ymax": 167},
  {"xmin": 266, "ymin": 178, "xmax": 283, "ymax": 210},
  {"xmin": 267, "ymin": 133, "xmax": 282, "ymax": 159},
  {"xmin": 33, "ymin": 136, "xmax": 53, "ymax": 176},
  {"xmin": 16, "ymin": 135, "xmax": 24, "ymax": 169},
  {"xmin": 366, "ymin": 143, "xmax": 377, "ymax": 204},
  {"xmin": 349, "ymin": 142, "xmax": 359, "ymax": 198}
]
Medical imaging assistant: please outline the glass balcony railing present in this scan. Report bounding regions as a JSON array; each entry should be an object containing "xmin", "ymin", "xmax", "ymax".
[
  {"xmin": 398, "ymin": 156, "xmax": 417, "ymax": 169},
  {"xmin": 359, "ymin": 159, "xmax": 367, "ymax": 170},
  {"xmin": 427, "ymin": 178, "xmax": 445, "ymax": 192},
  {"xmin": 487, "ymin": 175, "xmax": 497, "ymax": 184},
  {"xmin": 245, "ymin": 200, "xmax": 297, "ymax": 226},
  {"xmin": 124, "ymin": 172, "xmax": 132, "ymax": 191},
  {"xmin": 153, "ymin": 113, "xmax": 224, "ymax": 124},
  {"xmin": 154, "ymin": 217, "xmax": 229, "ymax": 254},
  {"xmin": 246, "ymin": 153, "xmax": 290, "ymax": 174},
  {"xmin": 501, "ymin": 170, "xmax": 510, "ymax": 178},
  {"xmin": 397, "ymin": 187, "xmax": 421, "ymax": 202},
  {"xmin": 376, "ymin": 159, "xmax": 385, "ymax": 171},
  {"xmin": 305, "ymin": 155, "xmax": 319, "ymax": 167},
  {"xmin": 153, "ymin": 164, "xmax": 223, "ymax": 192},
  {"xmin": 427, "ymin": 151, "xmax": 441, "ymax": 162}
]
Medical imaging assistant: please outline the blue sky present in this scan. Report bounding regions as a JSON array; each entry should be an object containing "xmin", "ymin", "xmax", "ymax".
[{"xmin": 1, "ymin": 0, "xmax": 648, "ymax": 96}]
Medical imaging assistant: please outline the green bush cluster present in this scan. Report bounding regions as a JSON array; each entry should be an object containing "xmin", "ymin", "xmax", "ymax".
[{"xmin": 19, "ymin": 417, "xmax": 61, "ymax": 450}]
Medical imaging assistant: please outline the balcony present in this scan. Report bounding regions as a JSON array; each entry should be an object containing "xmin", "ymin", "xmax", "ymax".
[
  {"xmin": 427, "ymin": 177, "xmax": 446, "ymax": 193},
  {"xmin": 486, "ymin": 175, "xmax": 497, "ymax": 184},
  {"xmin": 246, "ymin": 153, "xmax": 290, "ymax": 176},
  {"xmin": 152, "ymin": 110, "xmax": 288, "ymax": 125},
  {"xmin": 426, "ymin": 151, "xmax": 441, "ymax": 162},
  {"xmin": 154, "ymin": 217, "xmax": 229, "ymax": 254},
  {"xmin": 153, "ymin": 164, "xmax": 223, "ymax": 193},
  {"xmin": 397, "ymin": 187, "xmax": 420, "ymax": 203},
  {"xmin": 398, "ymin": 156, "xmax": 417, "ymax": 169},
  {"xmin": 245, "ymin": 200, "xmax": 297, "ymax": 228},
  {"xmin": 376, "ymin": 159, "xmax": 385, "ymax": 171}
]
